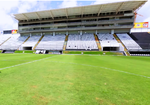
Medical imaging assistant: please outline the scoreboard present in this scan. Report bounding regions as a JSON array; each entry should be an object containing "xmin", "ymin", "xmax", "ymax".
[{"xmin": 3, "ymin": 30, "xmax": 18, "ymax": 34}]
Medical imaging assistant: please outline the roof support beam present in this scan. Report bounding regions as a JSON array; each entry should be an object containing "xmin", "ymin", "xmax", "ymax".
[
  {"xmin": 116, "ymin": 2, "xmax": 124, "ymax": 14},
  {"xmin": 49, "ymin": 11, "xmax": 54, "ymax": 19},
  {"xmin": 22, "ymin": 13, "xmax": 28, "ymax": 21},
  {"xmin": 65, "ymin": 9, "xmax": 68, "ymax": 19},
  {"xmin": 35, "ymin": 12, "xmax": 41, "ymax": 20},
  {"xmin": 14, "ymin": 17, "xmax": 21, "ymax": 21},
  {"xmin": 134, "ymin": 2, "xmax": 145, "ymax": 11},
  {"xmin": 98, "ymin": 5, "xmax": 103, "ymax": 16}
]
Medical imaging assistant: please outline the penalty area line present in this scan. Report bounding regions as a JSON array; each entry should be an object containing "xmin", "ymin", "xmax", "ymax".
[{"xmin": 0, "ymin": 56, "xmax": 56, "ymax": 72}]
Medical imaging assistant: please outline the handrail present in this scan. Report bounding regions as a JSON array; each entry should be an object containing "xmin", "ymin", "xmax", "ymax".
[
  {"xmin": 19, "ymin": 19, "xmax": 134, "ymax": 28},
  {"xmin": 19, "ymin": 25, "xmax": 133, "ymax": 33}
]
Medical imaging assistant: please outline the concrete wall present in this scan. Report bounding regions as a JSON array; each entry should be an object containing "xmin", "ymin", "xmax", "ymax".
[
  {"xmin": 115, "ymin": 29, "xmax": 130, "ymax": 33},
  {"xmin": 97, "ymin": 30, "xmax": 111, "ymax": 34}
]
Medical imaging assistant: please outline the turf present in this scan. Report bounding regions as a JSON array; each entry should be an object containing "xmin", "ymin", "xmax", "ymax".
[
  {"xmin": 15, "ymin": 50, "xmax": 35, "ymax": 53},
  {"xmin": 63, "ymin": 51, "xmax": 123, "ymax": 55},
  {"xmin": 14, "ymin": 50, "xmax": 24, "ymax": 53},
  {"xmin": 0, "ymin": 54, "xmax": 150, "ymax": 105}
]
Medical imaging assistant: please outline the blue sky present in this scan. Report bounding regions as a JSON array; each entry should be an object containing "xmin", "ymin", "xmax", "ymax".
[{"xmin": 0, "ymin": 0, "xmax": 149, "ymax": 31}]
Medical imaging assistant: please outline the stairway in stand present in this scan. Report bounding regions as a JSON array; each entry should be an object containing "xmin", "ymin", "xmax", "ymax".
[
  {"xmin": 94, "ymin": 34, "xmax": 102, "ymax": 51},
  {"xmin": 0, "ymin": 37, "xmax": 11, "ymax": 46},
  {"xmin": 113, "ymin": 34, "xmax": 130, "ymax": 56},
  {"xmin": 63, "ymin": 35, "xmax": 69, "ymax": 51},
  {"xmin": 17, "ymin": 36, "xmax": 30, "ymax": 50},
  {"xmin": 23, "ymin": 36, "xmax": 30, "ymax": 44},
  {"xmin": 33, "ymin": 35, "xmax": 44, "ymax": 50}
]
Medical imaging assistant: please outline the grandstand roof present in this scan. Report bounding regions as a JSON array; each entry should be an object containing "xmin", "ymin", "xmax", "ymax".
[{"xmin": 14, "ymin": 0, "xmax": 147, "ymax": 21}]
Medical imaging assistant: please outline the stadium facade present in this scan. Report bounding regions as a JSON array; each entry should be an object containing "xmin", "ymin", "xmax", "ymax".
[
  {"xmin": 14, "ymin": 0, "xmax": 145, "ymax": 34},
  {"xmin": 0, "ymin": 0, "xmax": 149, "ymax": 56}
]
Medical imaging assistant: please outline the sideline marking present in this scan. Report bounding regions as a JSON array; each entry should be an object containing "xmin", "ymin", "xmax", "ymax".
[
  {"xmin": 1, "ymin": 56, "xmax": 149, "ymax": 79},
  {"xmin": 48, "ymin": 61, "xmax": 150, "ymax": 79},
  {"xmin": 0, "ymin": 56, "xmax": 56, "ymax": 71}
]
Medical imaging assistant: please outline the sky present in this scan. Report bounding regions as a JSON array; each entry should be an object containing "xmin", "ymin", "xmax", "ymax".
[{"xmin": 0, "ymin": 0, "xmax": 149, "ymax": 31}]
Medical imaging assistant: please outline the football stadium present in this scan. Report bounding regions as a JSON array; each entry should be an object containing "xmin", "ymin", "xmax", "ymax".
[{"xmin": 0, "ymin": 0, "xmax": 150, "ymax": 105}]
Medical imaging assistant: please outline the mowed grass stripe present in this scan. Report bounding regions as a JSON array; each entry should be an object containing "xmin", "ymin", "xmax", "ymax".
[
  {"xmin": 45, "ymin": 60, "xmax": 150, "ymax": 79},
  {"xmin": 0, "ymin": 54, "xmax": 55, "ymax": 68},
  {"xmin": 0, "ymin": 55, "xmax": 57, "ymax": 72},
  {"xmin": 0, "ymin": 54, "xmax": 150, "ymax": 105},
  {"xmin": 63, "ymin": 55, "xmax": 150, "ymax": 77}
]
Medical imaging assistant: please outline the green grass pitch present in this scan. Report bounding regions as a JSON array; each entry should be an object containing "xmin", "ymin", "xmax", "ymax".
[{"xmin": 0, "ymin": 54, "xmax": 150, "ymax": 105}]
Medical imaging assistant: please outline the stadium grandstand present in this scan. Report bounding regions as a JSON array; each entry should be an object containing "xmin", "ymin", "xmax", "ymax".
[{"xmin": 0, "ymin": 0, "xmax": 149, "ymax": 56}]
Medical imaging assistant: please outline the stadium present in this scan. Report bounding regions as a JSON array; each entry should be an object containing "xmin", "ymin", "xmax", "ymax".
[{"xmin": 0, "ymin": 0, "xmax": 150, "ymax": 105}]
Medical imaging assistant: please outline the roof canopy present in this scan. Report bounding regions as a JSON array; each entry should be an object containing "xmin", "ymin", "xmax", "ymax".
[{"xmin": 14, "ymin": 0, "xmax": 147, "ymax": 21}]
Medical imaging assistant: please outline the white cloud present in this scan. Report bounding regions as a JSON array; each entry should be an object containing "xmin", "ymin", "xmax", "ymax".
[
  {"xmin": 0, "ymin": 11, "xmax": 14, "ymax": 29},
  {"xmin": 18, "ymin": 1, "xmax": 38, "ymax": 13},
  {"xmin": 0, "ymin": 1, "xmax": 19, "ymax": 13},
  {"xmin": 136, "ymin": 0, "xmax": 150, "ymax": 23},
  {"xmin": 0, "ymin": 0, "xmax": 51, "ymax": 31},
  {"xmin": 0, "ymin": 1, "xmax": 19, "ymax": 30},
  {"xmin": 59, "ymin": 0, "xmax": 78, "ymax": 8},
  {"xmin": 36, "ymin": 1, "xmax": 52, "ymax": 11}
]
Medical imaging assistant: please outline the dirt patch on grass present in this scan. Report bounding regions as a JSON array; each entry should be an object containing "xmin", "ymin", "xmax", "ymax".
[
  {"xmin": 32, "ymin": 95, "xmax": 55, "ymax": 105},
  {"xmin": 96, "ymin": 97, "xmax": 104, "ymax": 104},
  {"xmin": 31, "ymin": 85, "xmax": 37, "ymax": 88},
  {"xmin": 96, "ymin": 97, "xmax": 115, "ymax": 105},
  {"xmin": 69, "ymin": 82, "xmax": 73, "ymax": 85}
]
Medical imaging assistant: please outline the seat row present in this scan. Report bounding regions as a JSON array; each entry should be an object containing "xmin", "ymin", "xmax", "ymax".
[
  {"xmin": 0, "ymin": 35, "xmax": 28, "ymax": 50},
  {"xmin": 97, "ymin": 34, "xmax": 120, "ymax": 50},
  {"xmin": 36, "ymin": 35, "xmax": 66, "ymax": 50},
  {"xmin": 117, "ymin": 34, "xmax": 142, "ymax": 50},
  {"xmin": 66, "ymin": 34, "xmax": 98, "ymax": 50},
  {"xmin": 0, "ymin": 33, "xmax": 145, "ymax": 51}
]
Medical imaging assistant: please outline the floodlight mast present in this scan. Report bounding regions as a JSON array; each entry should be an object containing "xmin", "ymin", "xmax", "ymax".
[
  {"xmin": 133, "ymin": 0, "xmax": 148, "ymax": 23},
  {"xmin": 134, "ymin": 12, "xmax": 143, "ymax": 23}
]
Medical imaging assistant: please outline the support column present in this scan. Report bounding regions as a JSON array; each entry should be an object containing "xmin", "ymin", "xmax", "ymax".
[
  {"xmin": 130, "ymin": 29, "xmax": 132, "ymax": 34},
  {"xmin": 53, "ymin": 32, "xmax": 55, "ymax": 36},
  {"xmin": 30, "ymin": 33, "xmax": 32, "ymax": 37},
  {"xmin": 111, "ymin": 30, "xmax": 114, "ymax": 34},
  {"xmin": 66, "ymin": 31, "xmax": 68, "ymax": 35},
  {"xmin": 96, "ymin": 30, "xmax": 98, "ymax": 34},
  {"xmin": 41, "ymin": 33, "xmax": 42, "ymax": 36},
  {"xmin": 80, "ymin": 31, "xmax": 82, "ymax": 35}
]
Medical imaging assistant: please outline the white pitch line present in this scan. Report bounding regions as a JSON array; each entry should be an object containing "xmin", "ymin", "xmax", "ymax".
[
  {"xmin": 1, "ymin": 56, "xmax": 149, "ymax": 79},
  {"xmin": 47, "ymin": 61, "xmax": 150, "ymax": 79},
  {"xmin": 0, "ymin": 56, "xmax": 56, "ymax": 71}
]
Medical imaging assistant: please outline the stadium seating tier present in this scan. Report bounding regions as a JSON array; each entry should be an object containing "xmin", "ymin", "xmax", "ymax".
[
  {"xmin": 36, "ymin": 35, "xmax": 66, "ymax": 50},
  {"xmin": 66, "ymin": 34, "xmax": 98, "ymax": 50}
]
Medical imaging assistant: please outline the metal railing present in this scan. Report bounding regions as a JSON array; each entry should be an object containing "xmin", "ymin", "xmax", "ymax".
[
  {"xmin": 19, "ymin": 25, "xmax": 133, "ymax": 33},
  {"xmin": 19, "ymin": 19, "xmax": 134, "ymax": 28}
]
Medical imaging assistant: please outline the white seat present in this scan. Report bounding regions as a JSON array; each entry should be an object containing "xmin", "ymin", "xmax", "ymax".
[
  {"xmin": 36, "ymin": 35, "xmax": 65, "ymax": 50},
  {"xmin": 66, "ymin": 34, "xmax": 98, "ymax": 50},
  {"xmin": 1, "ymin": 35, "xmax": 28, "ymax": 50},
  {"xmin": 97, "ymin": 34, "xmax": 120, "ymax": 48},
  {"xmin": 117, "ymin": 34, "xmax": 142, "ymax": 50},
  {"xmin": 22, "ymin": 35, "xmax": 41, "ymax": 50}
]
